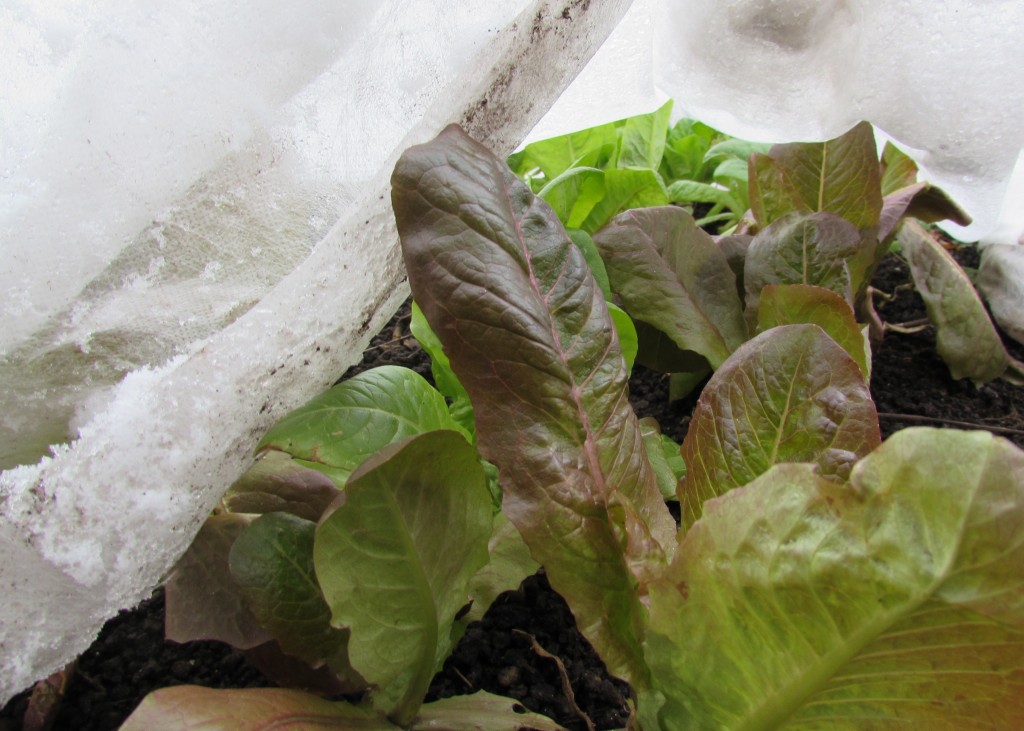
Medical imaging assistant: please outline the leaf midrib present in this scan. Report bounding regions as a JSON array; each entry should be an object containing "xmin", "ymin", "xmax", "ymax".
[{"xmin": 733, "ymin": 598, "xmax": 926, "ymax": 731}]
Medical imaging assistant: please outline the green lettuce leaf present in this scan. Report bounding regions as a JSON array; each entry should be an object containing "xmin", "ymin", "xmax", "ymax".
[
  {"xmin": 616, "ymin": 99, "xmax": 673, "ymax": 170},
  {"xmin": 567, "ymin": 228, "xmax": 612, "ymax": 300},
  {"xmin": 409, "ymin": 303, "xmax": 476, "ymax": 439},
  {"xmin": 679, "ymin": 324, "xmax": 880, "ymax": 530},
  {"xmin": 392, "ymin": 124, "xmax": 675, "ymax": 688},
  {"xmin": 538, "ymin": 167, "xmax": 605, "ymax": 230},
  {"xmin": 593, "ymin": 206, "xmax": 747, "ymax": 369},
  {"xmin": 508, "ymin": 122, "xmax": 618, "ymax": 181},
  {"xmin": 314, "ymin": 431, "xmax": 492, "ymax": 725},
  {"xmin": 645, "ymin": 428, "xmax": 1024, "ymax": 730},
  {"xmin": 257, "ymin": 365, "xmax": 464, "ymax": 484},
  {"xmin": 580, "ymin": 167, "xmax": 669, "ymax": 233},
  {"xmin": 229, "ymin": 512, "xmax": 350, "ymax": 672},
  {"xmin": 898, "ymin": 221, "xmax": 1009, "ymax": 385}
]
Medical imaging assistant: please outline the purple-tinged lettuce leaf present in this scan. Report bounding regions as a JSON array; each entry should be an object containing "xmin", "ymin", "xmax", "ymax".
[
  {"xmin": 757, "ymin": 284, "xmax": 871, "ymax": 379},
  {"xmin": 880, "ymin": 142, "xmax": 919, "ymax": 195},
  {"xmin": 748, "ymin": 153, "xmax": 807, "ymax": 227},
  {"xmin": 314, "ymin": 431, "xmax": 492, "ymax": 726},
  {"xmin": 898, "ymin": 221, "xmax": 1010, "ymax": 385},
  {"xmin": 228, "ymin": 512, "xmax": 351, "ymax": 674},
  {"xmin": 163, "ymin": 513, "xmax": 271, "ymax": 649},
  {"xmin": 257, "ymin": 366, "xmax": 466, "ymax": 484},
  {"xmin": 743, "ymin": 211, "xmax": 861, "ymax": 323},
  {"xmin": 644, "ymin": 428, "xmax": 1024, "ymax": 731},
  {"xmin": 678, "ymin": 324, "xmax": 880, "ymax": 530},
  {"xmin": 392, "ymin": 125, "xmax": 675, "ymax": 688},
  {"xmin": 593, "ymin": 206, "xmax": 747, "ymax": 369},
  {"xmin": 222, "ymin": 451, "xmax": 341, "ymax": 522},
  {"xmin": 751, "ymin": 121, "xmax": 882, "ymax": 231},
  {"xmin": 412, "ymin": 692, "xmax": 567, "ymax": 730},
  {"xmin": 879, "ymin": 143, "xmax": 971, "ymax": 240},
  {"xmin": 121, "ymin": 686, "xmax": 395, "ymax": 730}
]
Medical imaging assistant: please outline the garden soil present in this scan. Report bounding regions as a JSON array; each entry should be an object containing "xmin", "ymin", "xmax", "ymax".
[{"xmin": 3, "ymin": 246, "xmax": 1023, "ymax": 731}]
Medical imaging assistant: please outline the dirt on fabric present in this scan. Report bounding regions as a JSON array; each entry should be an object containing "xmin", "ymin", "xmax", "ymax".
[{"xmin": 2, "ymin": 245, "xmax": 1023, "ymax": 731}]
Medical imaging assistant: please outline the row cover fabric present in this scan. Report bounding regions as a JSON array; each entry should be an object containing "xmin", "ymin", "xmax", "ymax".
[
  {"xmin": 0, "ymin": 0, "xmax": 636, "ymax": 702},
  {"xmin": 1, "ymin": 0, "xmax": 1021, "ymax": 702}
]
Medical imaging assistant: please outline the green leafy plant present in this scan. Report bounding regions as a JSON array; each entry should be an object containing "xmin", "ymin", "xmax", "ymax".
[
  {"xmin": 507, "ymin": 101, "xmax": 765, "ymax": 241},
  {"xmin": 391, "ymin": 125, "xmax": 1024, "ymax": 729},
  {"xmin": 130, "ymin": 368, "xmax": 550, "ymax": 731},
  {"xmin": 127, "ymin": 122, "xmax": 1024, "ymax": 730}
]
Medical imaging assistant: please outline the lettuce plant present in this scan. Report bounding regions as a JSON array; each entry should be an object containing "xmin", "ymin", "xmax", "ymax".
[
  {"xmin": 586, "ymin": 118, "xmax": 1019, "ymax": 392},
  {"xmin": 126, "ymin": 124, "xmax": 1024, "ymax": 730},
  {"xmin": 391, "ymin": 125, "xmax": 1024, "ymax": 729},
  {"xmin": 127, "ymin": 368, "xmax": 552, "ymax": 731}
]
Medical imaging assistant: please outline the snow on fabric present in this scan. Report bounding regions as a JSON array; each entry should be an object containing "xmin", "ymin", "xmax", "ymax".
[{"xmin": 0, "ymin": 0, "xmax": 635, "ymax": 703}]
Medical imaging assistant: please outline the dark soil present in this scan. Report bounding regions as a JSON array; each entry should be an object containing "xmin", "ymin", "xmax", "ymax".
[{"xmin": 3, "ymin": 245, "xmax": 1023, "ymax": 731}]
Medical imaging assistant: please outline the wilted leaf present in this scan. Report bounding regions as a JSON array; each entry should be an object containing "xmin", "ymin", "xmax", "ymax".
[
  {"xmin": 679, "ymin": 324, "xmax": 880, "ymax": 530},
  {"xmin": 257, "ymin": 366, "xmax": 464, "ymax": 483},
  {"xmin": 743, "ymin": 211, "xmax": 862, "ymax": 322},
  {"xmin": 757, "ymin": 284, "xmax": 870, "ymax": 379},
  {"xmin": 121, "ymin": 686, "xmax": 396, "ymax": 730},
  {"xmin": 229, "ymin": 512, "xmax": 349, "ymax": 671},
  {"xmin": 646, "ymin": 428, "xmax": 1024, "ymax": 730},
  {"xmin": 411, "ymin": 692, "xmax": 567, "ymax": 730},
  {"xmin": 978, "ymin": 243, "xmax": 1024, "ymax": 347},
  {"xmin": 393, "ymin": 125, "xmax": 675, "ymax": 688},
  {"xmin": 593, "ymin": 206, "xmax": 747, "ymax": 369},
  {"xmin": 898, "ymin": 221, "xmax": 1009, "ymax": 384},
  {"xmin": 314, "ymin": 431, "xmax": 492, "ymax": 725},
  {"xmin": 222, "ymin": 451, "xmax": 340, "ymax": 521},
  {"xmin": 164, "ymin": 513, "xmax": 271, "ymax": 649}
]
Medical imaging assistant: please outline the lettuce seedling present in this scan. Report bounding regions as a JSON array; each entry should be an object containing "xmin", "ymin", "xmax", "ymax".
[{"xmin": 392, "ymin": 125, "xmax": 1024, "ymax": 729}]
